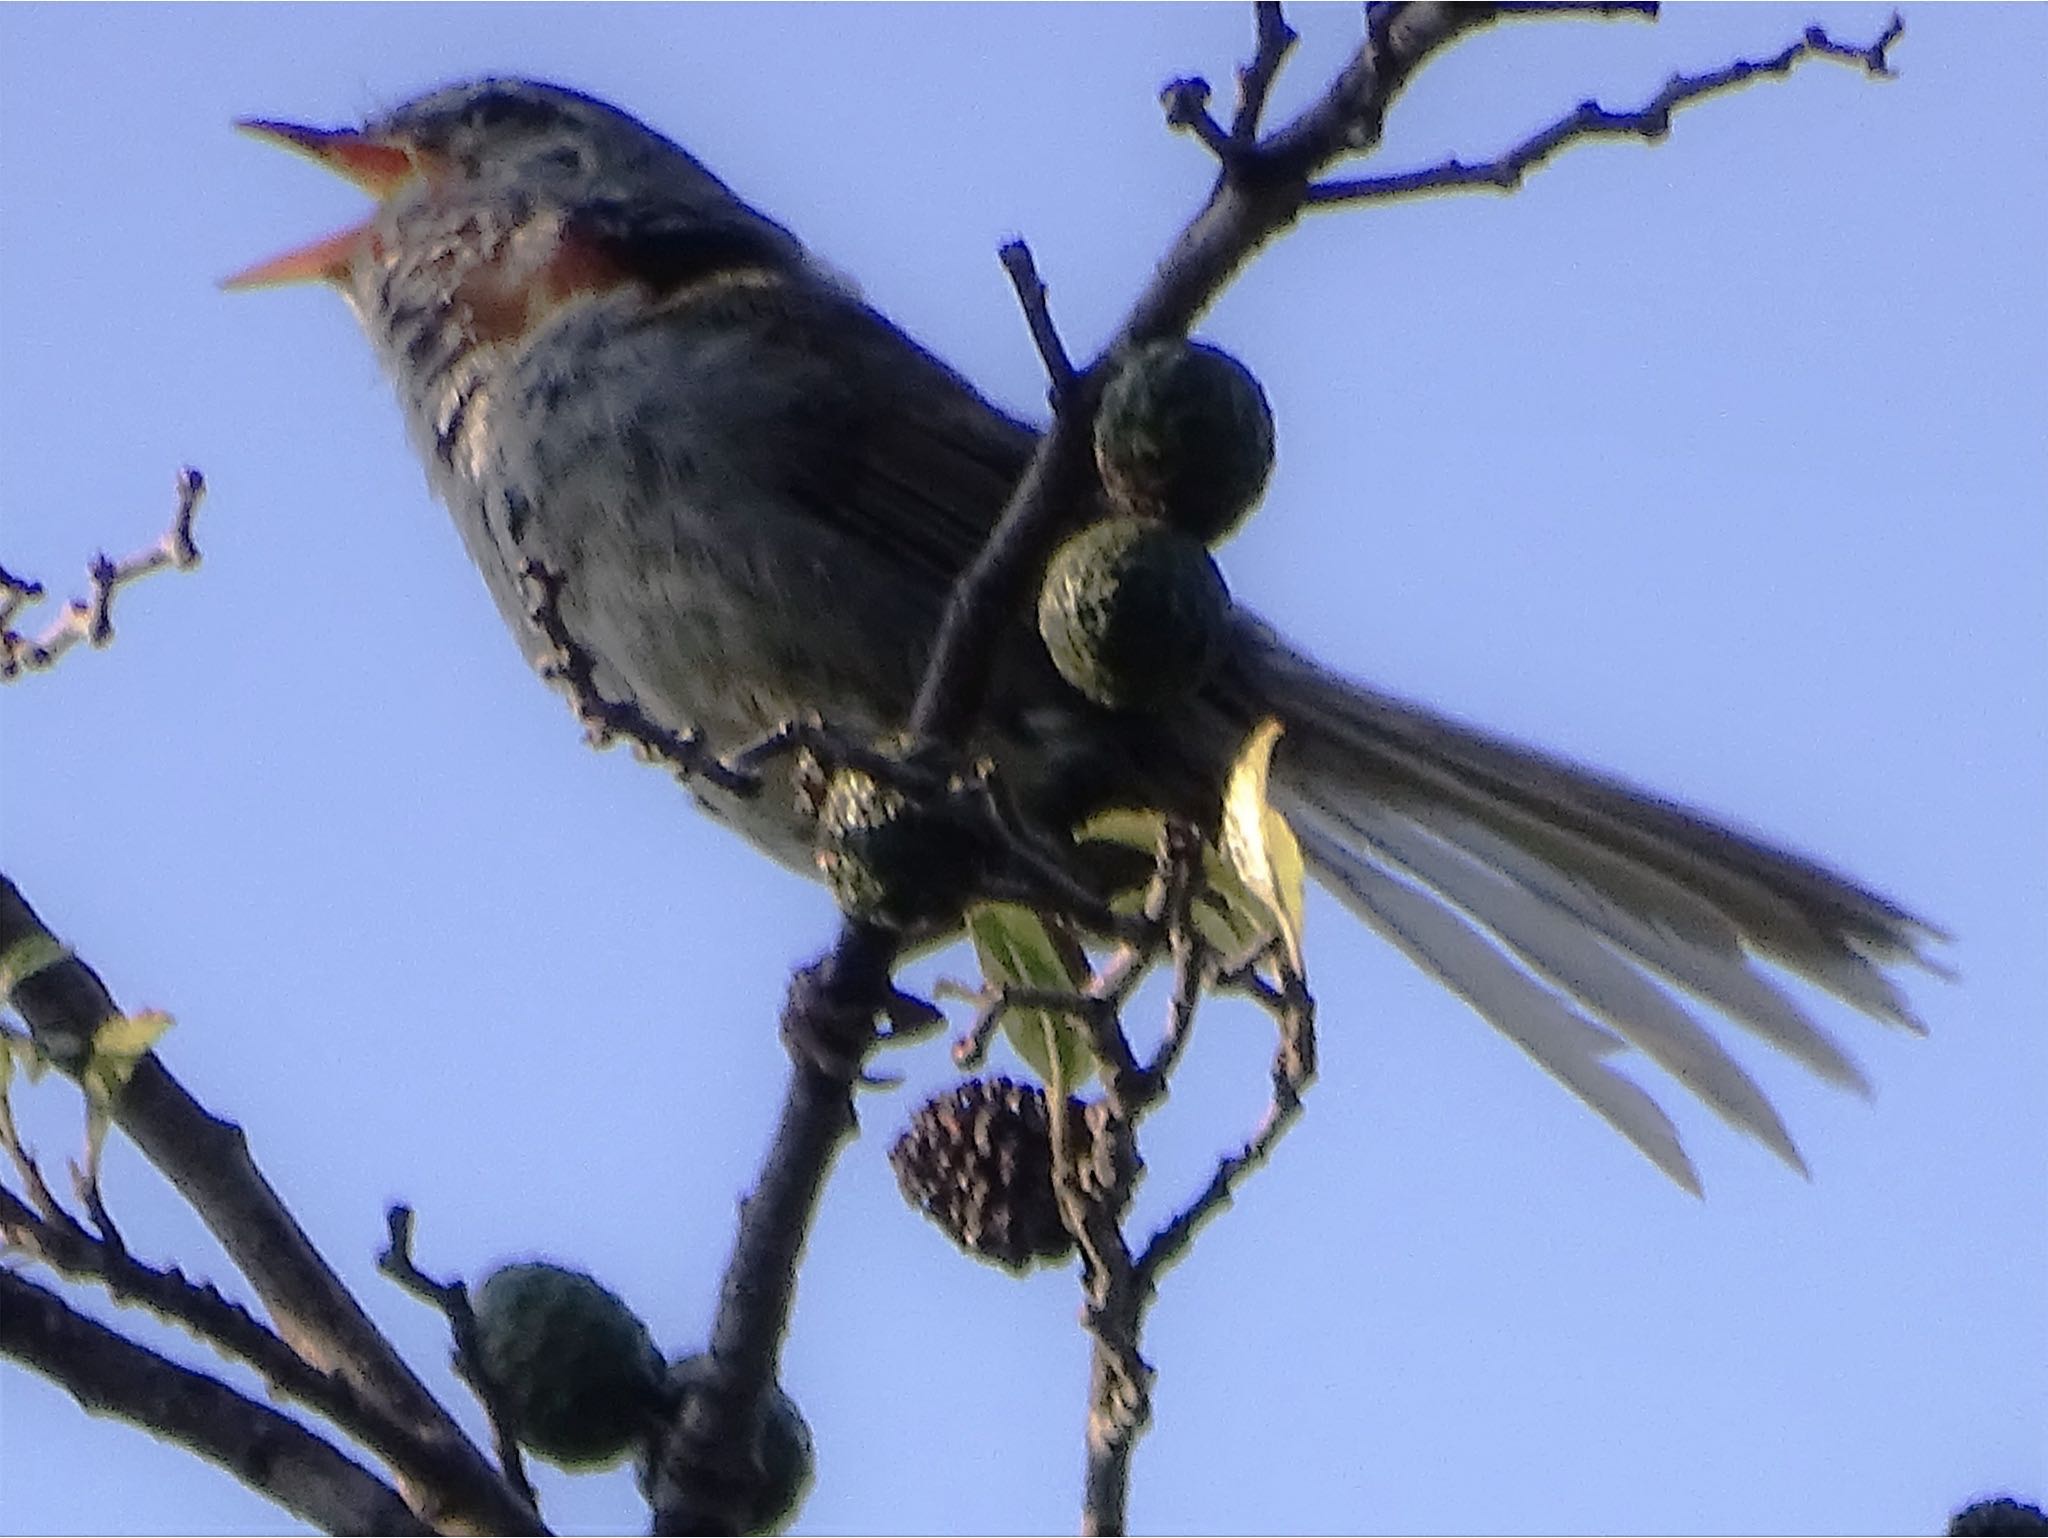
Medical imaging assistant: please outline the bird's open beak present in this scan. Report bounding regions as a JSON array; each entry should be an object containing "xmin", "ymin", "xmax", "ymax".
[{"xmin": 222, "ymin": 120, "xmax": 421, "ymax": 290}]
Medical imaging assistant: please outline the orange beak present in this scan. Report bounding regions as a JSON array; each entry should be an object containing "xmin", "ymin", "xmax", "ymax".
[{"xmin": 223, "ymin": 120, "xmax": 421, "ymax": 290}]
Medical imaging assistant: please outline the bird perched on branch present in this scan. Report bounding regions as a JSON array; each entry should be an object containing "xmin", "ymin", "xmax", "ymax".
[{"xmin": 229, "ymin": 77, "xmax": 1945, "ymax": 1193}]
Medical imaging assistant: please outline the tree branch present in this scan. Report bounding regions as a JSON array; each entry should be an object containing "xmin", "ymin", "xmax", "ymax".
[
  {"xmin": 0, "ymin": 873, "xmax": 542, "ymax": 1534},
  {"xmin": 647, "ymin": 924, "xmax": 892, "ymax": 1535},
  {"xmin": 1309, "ymin": 14, "xmax": 1904, "ymax": 206},
  {"xmin": 0, "ymin": 1182, "xmax": 462, "ymax": 1506},
  {"xmin": 906, "ymin": 3, "xmax": 1658, "ymax": 752},
  {"xmin": 0, "ymin": 1269, "xmax": 430, "ymax": 1537},
  {"xmin": 376, "ymin": 1205, "xmax": 540, "ymax": 1513}
]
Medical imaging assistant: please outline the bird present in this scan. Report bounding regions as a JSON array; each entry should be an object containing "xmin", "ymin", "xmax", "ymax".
[{"xmin": 227, "ymin": 77, "xmax": 1946, "ymax": 1194}]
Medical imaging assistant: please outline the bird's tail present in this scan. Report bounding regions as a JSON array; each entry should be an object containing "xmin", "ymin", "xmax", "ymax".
[{"xmin": 1241, "ymin": 626, "xmax": 1949, "ymax": 1193}]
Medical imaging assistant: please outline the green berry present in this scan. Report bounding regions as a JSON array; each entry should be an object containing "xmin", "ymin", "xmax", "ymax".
[
  {"xmin": 814, "ymin": 767, "xmax": 981, "ymax": 930},
  {"xmin": 1037, "ymin": 516, "xmax": 1231, "ymax": 712},
  {"xmin": 1094, "ymin": 339, "xmax": 1275, "ymax": 545},
  {"xmin": 470, "ymin": 1261, "xmax": 663, "ymax": 1470},
  {"xmin": 636, "ymin": 1354, "xmax": 816, "ymax": 1534}
]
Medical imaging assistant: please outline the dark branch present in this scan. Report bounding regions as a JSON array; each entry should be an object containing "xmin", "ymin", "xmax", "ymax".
[
  {"xmin": 377, "ymin": 1205, "xmax": 539, "ymax": 1512},
  {"xmin": 1233, "ymin": 4, "xmax": 1300, "ymax": 143},
  {"xmin": 1310, "ymin": 14, "xmax": 1901, "ymax": 206},
  {"xmin": 1000, "ymin": 240, "xmax": 1079, "ymax": 399},
  {"xmin": 649, "ymin": 926, "xmax": 891, "ymax": 1534},
  {"xmin": 1138, "ymin": 968, "xmax": 1315, "ymax": 1285},
  {"xmin": 657, "ymin": 7, "xmax": 1893, "ymax": 1530},
  {"xmin": 0, "ymin": 874, "xmax": 541, "ymax": 1535},
  {"xmin": 0, "ymin": 1269, "xmax": 430, "ymax": 1536},
  {"xmin": 519, "ymin": 559, "xmax": 756, "ymax": 797},
  {"xmin": 0, "ymin": 1183, "xmax": 457, "ymax": 1501}
]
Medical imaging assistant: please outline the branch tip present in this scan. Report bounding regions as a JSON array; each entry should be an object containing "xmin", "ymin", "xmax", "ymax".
[
  {"xmin": 2, "ymin": 467, "xmax": 208, "ymax": 677},
  {"xmin": 999, "ymin": 240, "xmax": 1078, "ymax": 398}
]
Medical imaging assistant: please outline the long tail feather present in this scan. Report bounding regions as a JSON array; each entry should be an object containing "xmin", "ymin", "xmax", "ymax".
[
  {"xmin": 1290, "ymin": 794, "xmax": 1810, "ymax": 1172},
  {"xmin": 1243, "ymin": 628, "xmax": 1946, "ymax": 1189},
  {"xmin": 1293, "ymin": 815, "xmax": 1703, "ymax": 1195}
]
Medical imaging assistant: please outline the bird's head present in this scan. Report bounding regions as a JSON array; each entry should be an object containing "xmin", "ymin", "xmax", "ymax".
[{"xmin": 226, "ymin": 77, "xmax": 804, "ymax": 354}]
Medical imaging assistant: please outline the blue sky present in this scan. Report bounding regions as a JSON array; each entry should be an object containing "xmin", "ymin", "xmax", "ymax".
[{"xmin": 3, "ymin": 5, "xmax": 2043, "ymax": 1534}]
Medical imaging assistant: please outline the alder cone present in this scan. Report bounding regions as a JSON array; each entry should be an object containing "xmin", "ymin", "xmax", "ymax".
[
  {"xmin": 1094, "ymin": 338, "xmax": 1276, "ymax": 545},
  {"xmin": 471, "ymin": 1261, "xmax": 664, "ymax": 1469},
  {"xmin": 1037, "ymin": 516, "xmax": 1231, "ymax": 713}
]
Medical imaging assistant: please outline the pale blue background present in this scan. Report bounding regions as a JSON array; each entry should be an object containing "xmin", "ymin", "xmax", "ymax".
[{"xmin": 2, "ymin": 5, "xmax": 2043, "ymax": 1534}]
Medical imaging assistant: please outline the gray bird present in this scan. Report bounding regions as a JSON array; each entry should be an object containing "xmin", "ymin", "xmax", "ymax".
[{"xmin": 230, "ymin": 77, "xmax": 1946, "ymax": 1193}]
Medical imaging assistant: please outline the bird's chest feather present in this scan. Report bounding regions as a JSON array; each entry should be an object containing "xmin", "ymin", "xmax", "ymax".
[{"xmin": 420, "ymin": 283, "xmax": 929, "ymax": 756}]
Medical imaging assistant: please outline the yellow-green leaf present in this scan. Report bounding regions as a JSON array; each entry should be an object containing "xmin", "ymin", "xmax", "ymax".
[
  {"xmin": 0, "ymin": 1022, "xmax": 49, "ymax": 1086},
  {"xmin": 1219, "ymin": 718, "xmax": 1308, "ymax": 975},
  {"xmin": 968, "ymin": 903, "xmax": 1095, "ymax": 1087},
  {"xmin": 1073, "ymin": 807, "xmax": 1168, "ymax": 854},
  {"xmin": 93, "ymin": 1009, "xmax": 172, "ymax": 1062},
  {"xmin": 81, "ymin": 1008, "xmax": 172, "ymax": 1108}
]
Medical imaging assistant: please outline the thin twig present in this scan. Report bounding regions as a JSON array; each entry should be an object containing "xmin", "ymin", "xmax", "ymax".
[
  {"xmin": 1161, "ymin": 77, "xmax": 1233, "ymax": 160},
  {"xmin": 519, "ymin": 560, "xmax": 757, "ymax": 797},
  {"xmin": 1137, "ymin": 973, "xmax": 1315, "ymax": 1286},
  {"xmin": 2, "ymin": 467, "xmax": 204, "ymax": 680},
  {"xmin": 999, "ymin": 240, "xmax": 1079, "ymax": 400},
  {"xmin": 1310, "ymin": 15, "xmax": 1902, "ymax": 205},
  {"xmin": 376, "ymin": 1205, "xmax": 539, "ymax": 1513},
  {"xmin": 0, "ymin": 1082, "xmax": 69, "ymax": 1222},
  {"xmin": 1232, "ymin": 3, "xmax": 1300, "ymax": 142}
]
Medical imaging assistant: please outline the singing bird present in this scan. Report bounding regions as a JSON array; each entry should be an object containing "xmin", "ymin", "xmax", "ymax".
[{"xmin": 229, "ymin": 78, "xmax": 1946, "ymax": 1193}]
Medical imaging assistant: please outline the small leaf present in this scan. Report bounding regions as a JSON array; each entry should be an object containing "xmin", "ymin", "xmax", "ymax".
[
  {"xmin": 1220, "ymin": 719, "xmax": 1308, "ymax": 975},
  {"xmin": 0, "ymin": 1021, "xmax": 50, "ymax": 1086},
  {"xmin": 1076, "ymin": 802, "xmax": 1276, "ymax": 956},
  {"xmin": 80, "ymin": 1008, "xmax": 172, "ymax": 1110},
  {"xmin": 1074, "ymin": 807, "xmax": 1168, "ymax": 853},
  {"xmin": 968, "ymin": 904, "xmax": 1095, "ymax": 1087}
]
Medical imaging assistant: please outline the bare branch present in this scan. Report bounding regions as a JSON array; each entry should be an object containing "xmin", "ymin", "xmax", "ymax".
[
  {"xmin": 1137, "ymin": 971, "xmax": 1316, "ymax": 1286},
  {"xmin": 1233, "ymin": 3, "xmax": 1301, "ymax": 143},
  {"xmin": 665, "ymin": 10, "xmax": 1894, "ymax": 1531},
  {"xmin": 2, "ymin": 467, "xmax": 204, "ymax": 680},
  {"xmin": 1164, "ymin": 0, "xmax": 1305, "ymax": 164},
  {"xmin": 0, "ymin": 873, "xmax": 541, "ymax": 1535},
  {"xmin": 908, "ymin": 4, "xmax": 1670, "ymax": 749},
  {"xmin": 0, "ymin": 1269, "xmax": 430, "ymax": 1536},
  {"xmin": 1000, "ymin": 240, "xmax": 1079, "ymax": 398},
  {"xmin": 1310, "ymin": 14, "xmax": 1902, "ymax": 206},
  {"xmin": 1161, "ymin": 77, "xmax": 1233, "ymax": 160},
  {"xmin": 519, "ymin": 559, "xmax": 757, "ymax": 797},
  {"xmin": 377, "ymin": 1205, "xmax": 539, "ymax": 1512},
  {"xmin": 648, "ymin": 925, "xmax": 891, "ymax": 1535},
  {"xmin": 0, "ymin": 1183, "xmax": 461, "ymax": 1503}
]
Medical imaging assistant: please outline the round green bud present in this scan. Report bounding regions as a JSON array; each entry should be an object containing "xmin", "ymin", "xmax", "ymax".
[
  {"xmin": 470, "ymin": 1261, "xmax": 664, "ymax": 1470},
  {"xmin": 636, "ymin": 1353, "xmax": 816, "ymax": 1534},
  {"xmin": 1094, "ymin": 338, "xmax": 1276, "ymax": 545},
  {"xmin": 814, "ymin": 767, "xmax": 980, "ymax": 930},
  {"xmin": 1037, "ymin": 516, "xmax": 1231, "ymax": 712}
]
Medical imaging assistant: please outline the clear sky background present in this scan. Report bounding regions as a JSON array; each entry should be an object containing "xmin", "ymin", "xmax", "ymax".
[{"xmin": 2, "ymin": 5, "xmax": 2043, "ymax": 1535}]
